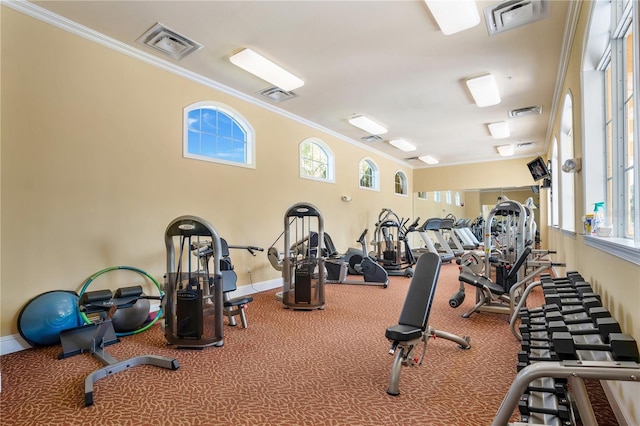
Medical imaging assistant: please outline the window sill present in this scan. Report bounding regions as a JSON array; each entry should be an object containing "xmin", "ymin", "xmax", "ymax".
[{"xmin": 583, "ymin": 234, "xmax": 640, "ymax": 266}]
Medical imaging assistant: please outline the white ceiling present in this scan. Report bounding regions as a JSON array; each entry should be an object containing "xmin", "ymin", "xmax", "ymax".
[{"xmin": 29, "ymin": 0, "xmax": 573, "ymax": 168}]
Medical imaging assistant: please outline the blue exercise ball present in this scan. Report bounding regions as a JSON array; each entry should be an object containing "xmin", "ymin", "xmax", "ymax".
[{"xmin": 18, "ymin": 290, "xmax": 82, "ymax": 347}]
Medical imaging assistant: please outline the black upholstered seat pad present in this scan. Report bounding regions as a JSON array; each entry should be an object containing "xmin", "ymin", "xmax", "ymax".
[
  {"xmin": 458, "ymin": 271, "xmax": 505, "ymax": 295},
  {"xmin": 385, "ymin": 324, "xmax": 423, "ymax": 342}
]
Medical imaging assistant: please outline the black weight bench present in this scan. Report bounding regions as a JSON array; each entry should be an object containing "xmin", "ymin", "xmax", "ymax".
[
  {"xmin": 58, "ymin": 286, "xmax": 179, "ymax": 406},
  {"xmin": 384, "ymin": 252, "xmax": 470, "ymax": 396}
]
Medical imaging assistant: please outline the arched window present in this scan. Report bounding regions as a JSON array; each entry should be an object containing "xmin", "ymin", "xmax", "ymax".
[
  {"xmin": 359, "ymin": 158, "xmax": 379, "ymax": 190},
  {"xmin": 560, "ymin": 92, "xmax": 575, "ymax": 232},
  {"xmin": 394, "ymin": 171, "xmax": 408, "ymax": 195},
  {"xmin": 183, "ymin": 101, "xmax": 255, "ymax": 168},
  {"xmin": 299, "ymin": 138, "xmax": 335, "ymax": 182}
]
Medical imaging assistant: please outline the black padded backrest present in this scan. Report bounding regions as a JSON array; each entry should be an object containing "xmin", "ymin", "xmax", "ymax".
[
  {"xmin": 397, "ymin": 252, "xmax": 441, "ymax": 330},
  {"xmin": 506, "ymin": 246, "xmax": 532, "ymax": 280}
]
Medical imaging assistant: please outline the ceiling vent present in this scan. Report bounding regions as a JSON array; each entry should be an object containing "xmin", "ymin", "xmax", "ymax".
[
  {"xmin": 509, "ymin": 105, "xmax": 542, "ymax": 118},
  {"xmin": 258, "ymin": 86, "xmax": 298, "ymax": 103},
  {"xmin": 136, "ymin": 23, "xmax": 202, "ymax": 60},
  {"xmin": 361, "ymin": 135, "xmax": 384, "ymax": 143},
  {"xmin": 484, "ymin": 0, "xmax": 550, "ymax": 36},
  {"xmin": 517, "ymin": 141, "xmax": 535, "ymax": 148}
]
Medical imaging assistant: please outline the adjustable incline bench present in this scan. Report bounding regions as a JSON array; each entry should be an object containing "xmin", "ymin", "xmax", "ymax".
[{"xmin": 384, "ymin": 252, "xmax": 471, "ymax": 396}]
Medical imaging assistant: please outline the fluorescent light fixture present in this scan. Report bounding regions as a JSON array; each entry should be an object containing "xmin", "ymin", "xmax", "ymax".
[
  {"xmin": 389, "ymin": 139, "xmax": 416, "ymax": 152},
  {"xmin": 348, "ymin": 115, "xmax": 388, "ymax": 135},
  {"xmin": 488, "ymin": 121, "xmax": 510, "ymax": 139},
  {"xmin": 466, "ymin": 74, "xmax": 501, "ymax": 107},
  {"xmin": 497, "ymin": 144, "xmax": 514, "ymax": 156},
  {"xmin": 229, "ymin": 48, "xmax": 304, "ymax": 92},
  {"xmin": 424, "ymin": 0, "xmax": 481, "ymax": 35},
  {"xmin": 418, "ymin": 155, "xmax": 439, "ymax": 165}
]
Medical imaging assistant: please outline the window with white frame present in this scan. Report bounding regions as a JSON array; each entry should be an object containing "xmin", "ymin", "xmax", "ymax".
[
  {"xmin": 418, "ymin": 191, "xmax": 428, "ymax": 200},
  {"xmin": 434, "ymin": 191, "xmax": 441, "ymax": 203},
  {"xmin": 299, "ymin": 138, "xmax": 335, "ymax": 182},
  {"xmin": 445, "ymin": 190, "xmax": 452, "ymax": 205},
  {"xmin": 394, "ymin": 171, "xmax": 408, "ymax": 195},
  {"xmin": 582, "ymin": 0, "xmax": 639, "ymax": 261},
  {"xmin": 184, "ymin": 101, "xmax": 254, "ymax": 167},
  {"xmin": 455, "ymin": 192, "xmax": 461, "ymax": 206},
  {"xmin": 359, "ymin": 158, "xmax": 379, "ymax": 190},
  {"xmin": 560, "ymin": 93, "xmax": 576, "ymax": 232},
  {"xmin": 551, "ymin": 138, "xmax": 560, "ymax": 227}
]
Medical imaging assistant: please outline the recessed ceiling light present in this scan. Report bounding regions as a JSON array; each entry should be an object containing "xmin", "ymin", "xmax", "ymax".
[
  {"xmin": 348, "ymin": 115, "xmax": 388, "ymax": 135},
  {"xmin": 230, "ymin": 48, "xmax": 304, "ymax": 92},
  {"xmin": 466, "ymin": 74, "xmax": 501, "ymax": 107},
  {"xmin": 418, "ymin": 155, "xmax": 439, "ymax": 165},
  {"xmin": 389, "ymin": 139, "xmax": 416, "ymax": 152},
  {"xmin": 497, "ymin": 144, "xmax": 514, "ymax": 156},
  {"xmin": 488, "ymin": 121, "xmax": 510, "ymax": 139},
  {"xmin": 424, "ymin": 0, "xmax": 481, "ymax": 35}
]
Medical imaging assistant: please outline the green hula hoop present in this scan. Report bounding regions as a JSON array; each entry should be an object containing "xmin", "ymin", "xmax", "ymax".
[{"xmin": 78, "ymin": 265, "xmax": 163, "ymax": 337}]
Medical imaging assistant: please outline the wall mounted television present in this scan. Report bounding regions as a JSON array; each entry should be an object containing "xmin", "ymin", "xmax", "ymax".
[{"xmin": 527, "ymin": 156, "xmax": 551, "ymax": 181}]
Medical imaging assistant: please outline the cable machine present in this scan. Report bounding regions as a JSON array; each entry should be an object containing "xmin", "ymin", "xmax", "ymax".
[
  {"xmin": 163, "ymin": 215, "xmax": 224, "ymax": 348},
  {"xmin": 281, "ymin": 202, "xmax": 326, "ymax": 310}
]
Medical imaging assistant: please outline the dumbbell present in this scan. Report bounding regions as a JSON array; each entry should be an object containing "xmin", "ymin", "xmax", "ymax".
[
  {"xmin": 518, "ymin": 391, "xmax": 570, "ymax": 421},
  {"xmin": 552, "ymin": 331, "xmax": 640, "ymax": 362}
]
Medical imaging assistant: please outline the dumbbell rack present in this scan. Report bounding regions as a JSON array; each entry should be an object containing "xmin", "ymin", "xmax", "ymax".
[{"xmin": 493, "ymin": 272, "xmax": 640, "ymax": 426}]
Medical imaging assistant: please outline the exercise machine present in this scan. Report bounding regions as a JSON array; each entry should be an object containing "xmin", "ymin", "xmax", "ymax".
[
  {"xmin": 191, "ymin": 238, "xmax": 263, "ymax": 328},
  {"xmin": 58, "ymin": 285, "xmax": 179, "ymax": 406},
  {"xmin": 413, "ymin": 217, "xmax": 455, "ymax": 263},
  {"xmin": 384, "ymin": 252, "xmax": 470, "ymax": 396},
  {"xmin": 279, "ymin": 202, "xmax": 326, "ymax": 310},
  {"xmin": 163, "ymin": 215, "xmax": 225, "ymax": 348},
  {"xmin": 372, "ymin": 208, "xmax": 415, "ymax": 277},
  {"xmin": 325, "ymin": 228, "xmax": 389, "ymax": 287}
]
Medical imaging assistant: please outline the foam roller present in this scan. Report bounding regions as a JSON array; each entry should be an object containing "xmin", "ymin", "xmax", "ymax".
[
  {"xmin": 449, "ymin": 290, "xmax": 465, "ymax": 308},
  {"xmin": 114, "ymin": 285, "xmax": 143, "ymax": 298},
  {"xmin": 79, "ymin": 289, "xmax": 113, "ymax": 305}
]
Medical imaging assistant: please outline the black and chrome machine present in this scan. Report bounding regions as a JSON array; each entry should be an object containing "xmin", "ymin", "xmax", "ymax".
[
  {"xmin": 279, "ymin": 202, "xmax": 326, "ymax": 310},
  {"xmin": 163, "ymin": 215, "xmax": 225, "ymax": 348},
  {"xmin": 372, "ymin": 208, "xmax": 416, "ymax": 277},
  {"xmin": 384, "ymin": 252, "xmax": 470, "ymax": 396},
  {"xmin": 58, "ymin": 286, "xmax": 179, "ymax": 406},
  {"xmin": 191, "ymin": 238, "xmax": 263, "ymax": 328}
]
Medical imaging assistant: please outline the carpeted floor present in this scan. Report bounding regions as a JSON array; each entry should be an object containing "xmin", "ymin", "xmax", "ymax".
[{"xmin": 0, "ymin": 262, "xmax": 616, "ymax": 425}]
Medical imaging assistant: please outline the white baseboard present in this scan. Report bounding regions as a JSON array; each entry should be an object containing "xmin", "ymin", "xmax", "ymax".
[{"xmin": 0, "ymin": 278, "xmax": 282, "ymax": 357}]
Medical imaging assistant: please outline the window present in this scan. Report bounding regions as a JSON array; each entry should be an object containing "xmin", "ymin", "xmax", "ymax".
[
  {"xmin": 455, "ymin": 192, "xmax": 461, "ymax": 206},
  {"xmin": 418, "ymin": 192, "xmax": 428, "ymax": 200},
  {"xmin": 184, "ymin": 101, "xmax": 254, "ymax": 168},
  {"xmin": 560, "ymin": 93, "xmax": 576, "ymax": 232},
  {"xmin": 551, "ymin": 138, "xmax": 559, "ymax": 227},
  {"xmin": 359, "ymin": 158, "xmax": 379, "ymax": 190},
  {"xmin": 434, "ymin": 191, "xmax": 441, "ymax": 203},
  {"xmin": 582, "ymin": 0, "xmax": 639, "ymax": 263},
  {"xmin": 299, "ymin": 138, "xmax": 335, "ymax": 182},
  {"xmin": 445, "ymin": 190, "xmax": 452, "ymax": 205},
  {"xmin": 394, "ymin": 171, "xmax": 408, "ymax": 195}
]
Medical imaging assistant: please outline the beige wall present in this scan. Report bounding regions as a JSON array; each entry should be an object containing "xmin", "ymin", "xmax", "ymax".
[
  {"xmin": 0, "ymin": 8, "xmax": 413, "ymax": 337},
  {"xmin": 413, "ymin": 157, "xmax": 540, "ymax": 192},
  {"xmin": 543, "ymin": 2, "xmax": 640, "ymax": 421}
]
